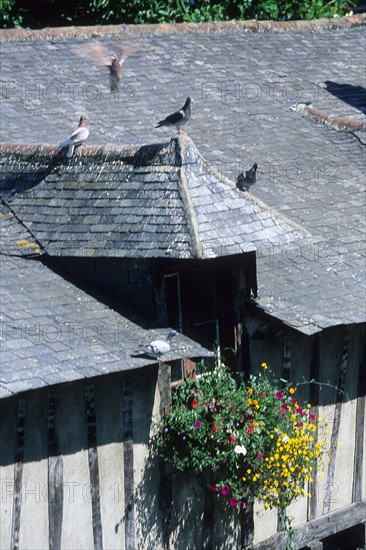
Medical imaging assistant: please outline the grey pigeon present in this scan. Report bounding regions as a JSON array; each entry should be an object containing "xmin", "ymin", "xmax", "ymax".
[
  {"xmin": 236, "ymin": 163, "xmax": 258, "ymax": 191},
  {"xmin": 59, "ymin": 115, "xmax": 89, "ymax": 158},
  {"xmin": 156, "ymin": 97, "xmax": 192, "ymax": 133},
  {"xmin": 132, "ymin": 330, "xmax": 178, "ymax": 360}
]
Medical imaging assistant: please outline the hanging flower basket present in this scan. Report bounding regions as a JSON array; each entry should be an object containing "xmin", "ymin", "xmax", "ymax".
[{"xmin": 156, "ymin": 362, "xmax": 326, "ymax": 512}]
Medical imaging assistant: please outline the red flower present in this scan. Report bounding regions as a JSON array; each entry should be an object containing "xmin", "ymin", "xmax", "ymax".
[
  {"xmin": 228, "ymin": 434, "xmax": 237, "ymax": 443},
  {"xmin": 209, "ymin": 483, "xmax": 219, "ymax": 494},
  {"xmin": 291, "ymin": 397, "xmax": 297, "ymax": 404},
  {"xmin": 211, "ymin": 423, "xmax": 218, "ymax": 432},
  {"xmin": 190, "ymin": 397, "xmax": 198, "ymax": 409},
  {"xmin": 309, "ymin": 413, "xmax": 316, "ymax": 421},
  {"xmin": 246, "ymin": 423, "xmax": 254, "ymax": 435},
  {"xmin": 259, "ymin": 391, "xmax": 265, "ymax": 397}
]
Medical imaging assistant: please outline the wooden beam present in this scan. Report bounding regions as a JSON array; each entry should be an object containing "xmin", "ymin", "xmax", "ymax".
[
  {"xmin": 122, "ymin": 378, "xmax": 135, "ymax": 550},
  {"xmin": 85, "ymin": 383, "xmax": 103, "ymax": 550},
  {"xmin": 353, "ymin": 325, "xmax": 366, "ymax": 502},
  {"xmin": 47, "ymin": 389, "xmax": 63, "ymax": 550},
  {"xmin": 11, "ymin": 398, "xmax": 26, "ymax": 550},
  {"xmin": 248, "ymin": 500, "xmax": 366, "ymax": 549}
]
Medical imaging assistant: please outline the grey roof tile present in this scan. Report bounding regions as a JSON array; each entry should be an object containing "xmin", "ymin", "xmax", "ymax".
[
  {"xmin": 0, "ymin": 251, "xmax": 211, "ymax": 399},
  {"xmin": 0, "ymin": 26, "xmax": 365, "ymax": 334},
  {"xmin": 0, "ymin": 138, "xmax": 309, "ymax": 260}
]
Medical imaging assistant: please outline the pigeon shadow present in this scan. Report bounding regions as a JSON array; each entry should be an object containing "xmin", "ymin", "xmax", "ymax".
[
  {"xmin": 324, "ymin": 81, "xmax": 366, "ymax": 114},
  {"xmin": 120, "ymin": 141, "xmax": 173, "ymax": 167}
]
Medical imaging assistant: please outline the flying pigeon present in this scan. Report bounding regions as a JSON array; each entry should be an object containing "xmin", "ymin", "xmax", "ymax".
[
  {"xmin": 236, "ymin": 163, "xmax": 258, "ymax": 191},
  {"xmin": 156, "ymin": 97, "xmax": 192, "ymax": 134},
  {"xmin": 59, "ymin": 115, "xmax": 89, "ymax": 158},
  {"xmin": 132, "ymin": 330, "xmax": 178, "ymax": 360},
  {"xmin": 77, "ymin": 41, "xmax": 137, "ymax": 92}
]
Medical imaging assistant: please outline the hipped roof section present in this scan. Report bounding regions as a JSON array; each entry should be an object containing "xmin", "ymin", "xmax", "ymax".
[{"xmin": 0, "ymin": 136, "xmax": 310, "ymax": 260}]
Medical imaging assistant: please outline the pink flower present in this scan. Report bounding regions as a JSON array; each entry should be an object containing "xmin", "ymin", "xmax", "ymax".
[
  {"xmin": 193, "ymin": 420, "xmax": 202, "ymax": 429},
  {"xmin": 297, "ymin": 422, "xmax": 304, "ymax": 428},
  {"xmin": 309, "ymin": 413, "xmax": 316, "ymax": 421},
  {"xmin": 259, "ymin": 391, "xmax": 265, "ymax": 397},
  {"xmin": 275, "ymin": 391, "xmax": 284, "ymax": 400},
  {"xmin": 229, "ymin": 497, "xmax": 239, "ymax": 507},
  {"xmin": 257, "ymin": 452, "xmax": 264, "ymax": 459},
  {"xmin": 280, "ymin": 403, "xmax": 289, "ymax": 411},
  {"xmin": 296, "ymin": 407, "xmax": 303, "ymax": 415},
  {"xmin": 280, "ymin": 413, "xmax": 286, "ymax": 419},
  {"xmin": 242, "ymin": 502, "xmax": 248, "ymax": 509},
  {"xmin": 221, "ymin": 484, "xmax": 230, "ymax": 495}
]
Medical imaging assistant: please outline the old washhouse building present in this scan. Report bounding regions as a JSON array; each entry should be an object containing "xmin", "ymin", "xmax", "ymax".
[{"xmin": 0, "ymin": 134, "xmax": 365, "ymax": 549}]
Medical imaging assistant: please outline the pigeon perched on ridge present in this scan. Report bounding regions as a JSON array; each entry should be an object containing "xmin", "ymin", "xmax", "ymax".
[
  {"xmin": 59, "ymin": 115, "xmax": 89, "ymax": 158},
  {"xmin": 156, "ymin": 97, "xmax": 192, "ymax": 134},
  {"xmin": 236, "ymin": 163, "xmax": 258, "ymax": 191},
  {"xmin": 132, "ymin": 330, "xmax": 178, "ymax": 360}
]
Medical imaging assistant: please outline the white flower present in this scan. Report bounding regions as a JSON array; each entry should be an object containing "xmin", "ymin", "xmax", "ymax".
[
  {"xmin": 234, "ymin": 445, "xmax": 247, "ymax": 456},
  {"xmin": 282, "ymin": 435, "xmax": 289, "ymax": 444}
]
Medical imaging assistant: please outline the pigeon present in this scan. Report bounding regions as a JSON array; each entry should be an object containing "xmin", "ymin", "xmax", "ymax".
[
  {"xmin": 132, "ymin": 330, "xmax": 178, "ymax": 360},
  {"xmin": 59, "ymin": 115, "xmax": 89, "ymax": 158},
  {"xmin": 77, "ymin": 41, "xmax": 136, "ymax": 92},
  {"xmin": 236, "ymin": 163, "xmax": 258, "ymax": 191},
  {"xmin": 156, "ymin": 97, "xmax": 192, "ymax": 134}
]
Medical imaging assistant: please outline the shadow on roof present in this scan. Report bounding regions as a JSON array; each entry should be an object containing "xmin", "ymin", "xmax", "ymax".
[{"xmin": 324, "ymin": 81, "xmax": 366, "ymax": 114}]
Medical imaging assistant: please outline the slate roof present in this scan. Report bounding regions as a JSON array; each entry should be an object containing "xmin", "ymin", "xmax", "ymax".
[
  {"xmin": 0, "ymin": 20, "xmax": 365, "ymax": 336},
  {"xmin": 0, "ymin": 138, "xmax": 309, "ymax": 259},
  {"xmin": 0, "ymin": 217, "xmax": 211, "ymax": 400}
]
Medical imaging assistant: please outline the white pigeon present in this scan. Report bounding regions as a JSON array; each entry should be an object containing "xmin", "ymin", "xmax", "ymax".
[
  {"xmin": 133, "ymin": 330, "xmax": 178, "ymax": 360},
  {"xmin": 59, "ymin": 115, "xmax": 89, "ymax": 158}
]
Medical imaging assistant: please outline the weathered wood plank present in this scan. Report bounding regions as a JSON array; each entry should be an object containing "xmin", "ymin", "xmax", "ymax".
[
  {"xmin": 11, "ymin": 398, "xmax": 26, "ymax": 550},
  {"xmin": 353, "ymin": 326, "xmax": 366, "ymax": 503},
  {"xmin": 240, "ymin": 503, "xmax": 254, "ymax": 547},
  {"xmin": 47, "ymin": 389, "xmax": 63, "ymax": 550},
  {"xmin": 157, "ymin": 362, "xmax": 172, "ymax": 416},
  {"xmin": 308, "ymin": 333, "xmax": 319, "ymax": 521},
  {"xmin": 122, "ymin": 378, "xmax": 135, "ymax": 550},
  {"xmin": 85, "ymin": 383, "xmax": 103, "ymax": 550},
  {"xmin": 202, "ymin": 485, "xmax": 214, "ymax": 550},
  {"xmin": 323, "ymin": 326, "xmax": 349, "ymax": 515},
  {"xmin": 249, "ymin": 500, "xmax": 366, "ymax": 549},
  {"xmin": 157, "ymin": 362, "xmax": 173, "ymax": 548}
]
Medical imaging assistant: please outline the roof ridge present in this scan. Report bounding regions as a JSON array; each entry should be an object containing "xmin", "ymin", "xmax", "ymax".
[
  {"xmin": 173, "ymin": 138, "xmax": 203, "ymax": 259},
  {"xmin": 177, "ymin": 134, "xmax": 312, "ymax": 239},
  {"xmin": 0, "ymin": 14, "xmax": 364, "ymax": 42}
]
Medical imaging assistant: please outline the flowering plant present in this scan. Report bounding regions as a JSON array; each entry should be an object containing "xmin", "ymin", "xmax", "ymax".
[{"xmin": 156, "ymin": 362, "xmax": 325, "ymax": 512}]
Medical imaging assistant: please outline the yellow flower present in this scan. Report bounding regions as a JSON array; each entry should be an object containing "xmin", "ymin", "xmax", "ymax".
[
  {"xmin": 247, "ymin": 388, "xmax": 253, "ymax": 395},
  {"xmin": 247, "ymin": 469, "xmax": 251, "ymax": 474},
  {"xmin": 289, "ymin": 388, "xmax": 295, "ymax": 394},
  {"xmin": 261, "ymin": 362, "xmax": 268, "ymax": 369}
]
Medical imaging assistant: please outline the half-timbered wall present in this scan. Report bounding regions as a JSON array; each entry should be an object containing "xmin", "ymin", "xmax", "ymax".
[{"xmin": 1, "ymin": 324, "xmax": 365, "ymax": 549}]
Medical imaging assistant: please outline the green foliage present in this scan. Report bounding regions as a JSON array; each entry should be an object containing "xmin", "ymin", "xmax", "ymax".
[
  {"xmin": 1, "ymin": 0, "xmax": 354, "ymax": 29},
  {"xmin": 0, "ymin": 0, "xmax": 23, "ymax": 28},
  {"xmin": 156, "ymin": 361, "xmax": 326, "ymax": 513}
]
